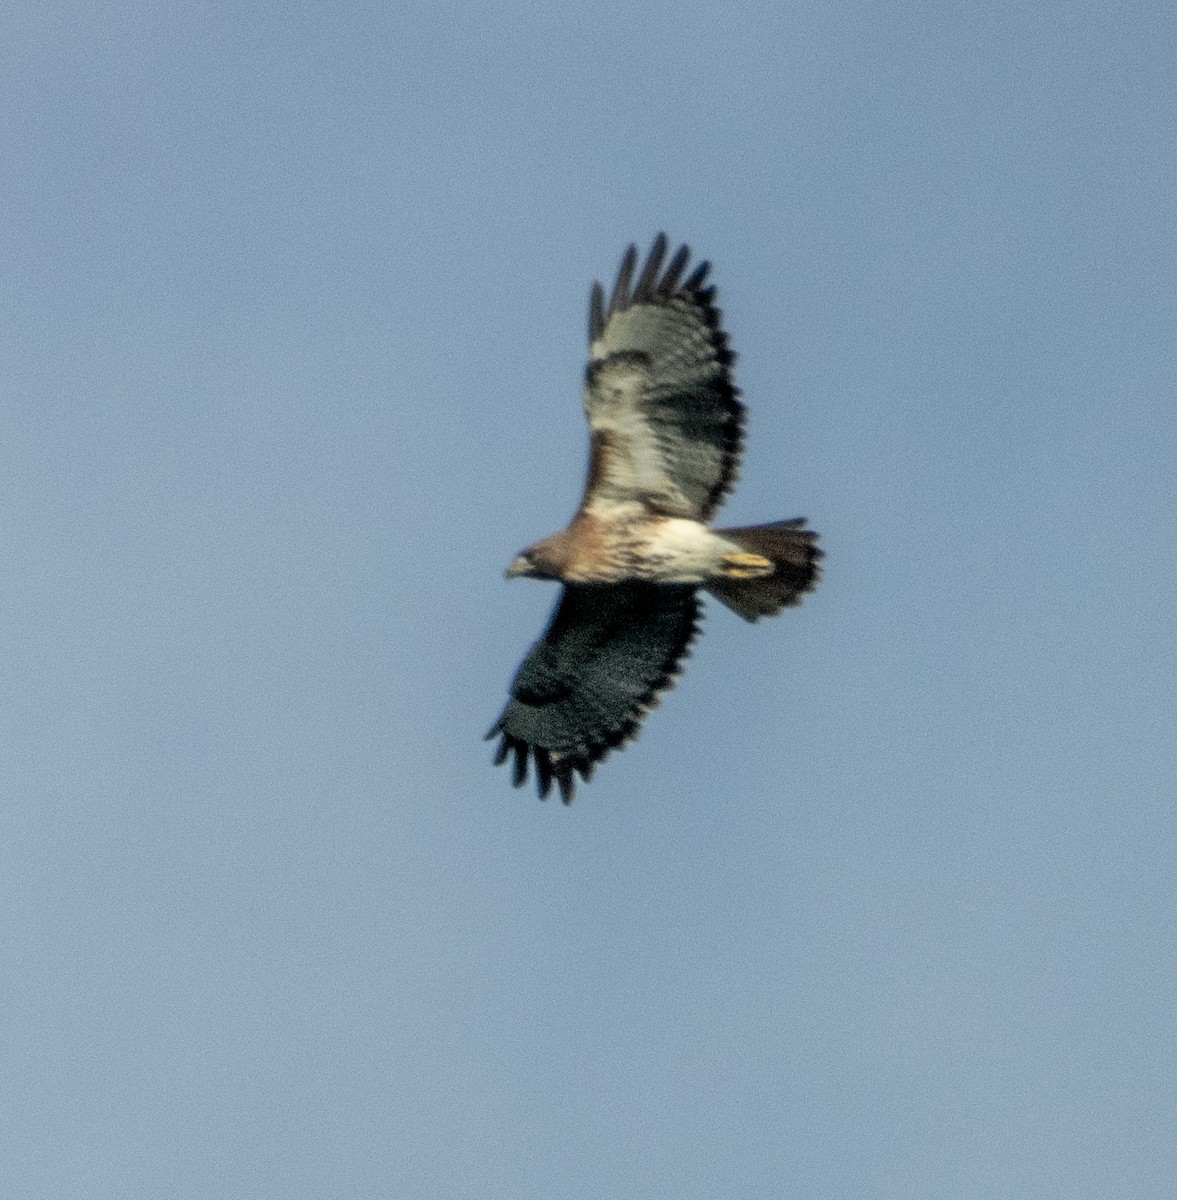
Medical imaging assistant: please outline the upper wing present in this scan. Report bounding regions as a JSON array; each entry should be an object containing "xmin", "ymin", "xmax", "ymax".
[
  {"xmin": 486, "ymin": 583, "xmax": 701, "ymax": 803},
  {"xmin": 582, "ymin": 234, "xmax": 745, "ymax": 521}
]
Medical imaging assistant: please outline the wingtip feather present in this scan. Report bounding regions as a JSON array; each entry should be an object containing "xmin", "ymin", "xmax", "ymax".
[
  {"xmin": 589, "ymin": 281, "xmax": 605, "ymax": 342},
  {"xmin": 684, "ymin": 260, "xmax": 711, "ymax": 290},
  {"xmin": 659, "ymin": 244, "xmax": 691, "ymax": 295},
  {"xmin": 608, "ymin": 243, "xmax": 638, "ymax": 317},
  {"xmin": 633, "ymin": 233, "xmax": 668, "ymax": 302},
  {"xmin": 511, "ymin": 741, "xmax": 528, "ymax": 788}
]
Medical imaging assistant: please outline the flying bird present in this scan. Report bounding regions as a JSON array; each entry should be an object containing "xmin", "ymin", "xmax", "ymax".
[{"xmin": 487, "ymin": 234, "xmax": 821, "ymax": 802}]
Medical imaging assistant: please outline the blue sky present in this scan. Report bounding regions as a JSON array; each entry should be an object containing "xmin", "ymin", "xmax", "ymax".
[{"xmin": 3, "ymin": 2, "xmax": 1174, "ymax": 1197}]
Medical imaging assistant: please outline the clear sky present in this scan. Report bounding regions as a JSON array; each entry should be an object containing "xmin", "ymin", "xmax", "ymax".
[{"xmin": 3, "ymin": 3, "xmax": 1174, "ymax": 1197}]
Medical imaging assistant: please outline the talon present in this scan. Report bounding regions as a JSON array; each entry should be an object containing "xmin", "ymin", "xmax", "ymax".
[{"xmin": 720, "ymin": 551, "xmax": 773, "ymax": 579}]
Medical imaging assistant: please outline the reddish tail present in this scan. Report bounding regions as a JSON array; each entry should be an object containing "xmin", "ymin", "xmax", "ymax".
[{"xmin": 707, "ymin": 519, "xmax": 822, "ymax": 622}]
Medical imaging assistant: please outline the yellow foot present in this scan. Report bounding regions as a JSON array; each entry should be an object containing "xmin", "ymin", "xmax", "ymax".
[{"xmin": 720, "ymin": 551, "xmax": 773, "ymax": 580}]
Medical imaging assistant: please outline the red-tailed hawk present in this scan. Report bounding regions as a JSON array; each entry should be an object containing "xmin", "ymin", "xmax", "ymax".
[{"xmin": 487, "ymin": 234, "xmax": 821, "ymax": 802}]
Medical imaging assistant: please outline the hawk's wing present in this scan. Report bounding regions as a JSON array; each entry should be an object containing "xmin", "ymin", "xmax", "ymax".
[
  {"xmin": 582, "ymin": 233, "xmax": 745, "ymax": 521},
  {"xmin": 486, "ymin": 583, "xmax": 701, "ymax": 803}
]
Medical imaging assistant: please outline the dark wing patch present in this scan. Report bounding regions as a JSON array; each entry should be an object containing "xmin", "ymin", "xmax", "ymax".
[
  {"xmin": 486, "ymin": 583, "xmax": 702, "ymax": 803},
  {"xmin": 583, "ymin": 233, "xmax": 745, "ymax": 521}
]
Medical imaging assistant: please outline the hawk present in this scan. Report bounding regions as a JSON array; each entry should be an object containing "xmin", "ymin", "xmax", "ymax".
[{"xmin": 487, "ymin": 234, "xmax": 821, "ymax": 802}]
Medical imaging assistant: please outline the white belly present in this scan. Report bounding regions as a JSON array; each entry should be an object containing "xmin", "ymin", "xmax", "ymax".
[{"xmin": 632, "ymin": 518, "xmax": 737, "ymax": 583}]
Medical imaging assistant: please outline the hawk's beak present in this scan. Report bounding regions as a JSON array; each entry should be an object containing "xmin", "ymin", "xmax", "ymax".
[{"xmin": 505, "ymin": 555, "xmax": 531, "ymax": 579}]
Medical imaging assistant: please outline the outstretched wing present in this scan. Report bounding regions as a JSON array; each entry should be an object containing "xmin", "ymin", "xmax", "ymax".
[
  {"xmin": 486, "ymin": 583, "xmax": 701, "ymax": 803},
  {"xmin": 583, "ymin": 233, "xmax": 745, "ymax": 521}
]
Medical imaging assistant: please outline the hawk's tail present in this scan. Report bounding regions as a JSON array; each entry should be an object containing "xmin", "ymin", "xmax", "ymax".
[{"xmin": 706, "ymin": 519, "xmax": 822, "ymax": 622}]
